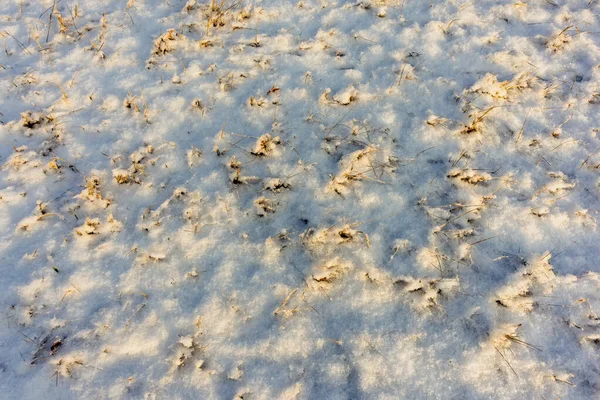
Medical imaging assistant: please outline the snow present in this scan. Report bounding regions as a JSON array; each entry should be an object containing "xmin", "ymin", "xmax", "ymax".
[{"xmin": 1, "ymin": 0, "xmax": 600, "ymax": 398}]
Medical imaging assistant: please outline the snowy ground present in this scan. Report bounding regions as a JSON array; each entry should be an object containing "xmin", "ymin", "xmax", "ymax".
[{"xmin": 2, "ymin": 0, "xmax": 600, "ymax": 398}]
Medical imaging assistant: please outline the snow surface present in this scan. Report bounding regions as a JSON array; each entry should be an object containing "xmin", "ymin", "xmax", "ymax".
[{"xmin": 1, "ymin": 0, "xmax": 600, "ymax": 398}]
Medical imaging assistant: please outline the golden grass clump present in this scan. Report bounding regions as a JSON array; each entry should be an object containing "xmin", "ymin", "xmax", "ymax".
[
  {"xmin": 21, "ymin": 111, "xmax": 53, "ymax": 128},
  {"xmin": 153, "ymin": 29, "xmax": 184, "ymax": 56},
  {"xmin": 254, "ymin": 196, "xmax": 277, "ymax": 216},
  {"xmin": 394, "ymin": 276, "xmax": 460, "ymax": 310},
  {"xmin": 310, "ymin": 257, "xmax": 353, "ymax": 284},
  {"xmin": 494, "ymin": 254, "xmax": 555, "ymax": 313},
  {"xmin": 447, "ymin": 168, "xmax": 492, "ymax": 185},
  {"xmin": 327, "ymin": 147, "xmax": 391, "ymax": 194},
  {"xmin": 251, "ymin": 133, "xmax": 280, "ymax": 156}
]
